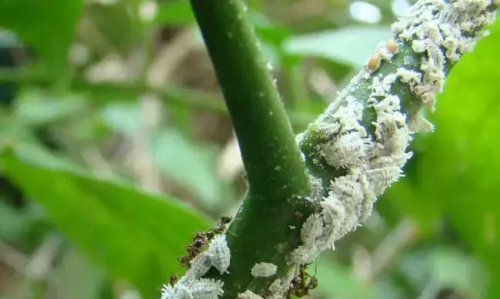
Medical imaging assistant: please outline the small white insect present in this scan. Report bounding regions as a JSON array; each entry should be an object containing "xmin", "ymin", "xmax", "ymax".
[
  {"xmin": 300, "ymin": 213, "xmax": 323, "ymax": 245},
  {"xmin": 251, "ymin": 262, "xmax": 278, "ymax": 278},
  {"xmin": 365, "ymin": 166, "xmax": 402, "ymax": 195},
  {"xmin": 207, "ymin": 235, "xmax": 231, "ymax": 274},
  {"xmin": 190, "ymin": 278, "xmax": 224, "ymax": 299},
  {"xmin": 187, "ymin": 252, "xmax": 213, "ymax": 280},
  {"xmin": 237, "ymin": 290, "xmax": 264, "ymax": 299},
  {"xmin": 160, "ymin": 284, "xmax": 174, "ymax": 299},
  {"xmin": 172, "ymin": 284, "xmax": 194, "ymax": 299},
  {"xmin": 318, "ymin": 197, "xmax": 347, "ymax": 246},
  {"xmin": 290, "ymin": 243, "xmax": 320, "ymax": 264},
  {"xmin": 412, "ymin": 39, "xmax": 427, "ymax": 53},
  {"xmin": 322, "ymin": 131, "xmax": 369, "ymax": 169},
  {"xmin": 396, "ymin": 68, "xmax": 422, "ymax": 92}
]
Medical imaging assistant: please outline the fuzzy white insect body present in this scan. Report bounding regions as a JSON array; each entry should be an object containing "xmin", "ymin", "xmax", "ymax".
[
  {"xmin": 300, "ymin": 213, "xmax": 324, "ymax": 245},
  {"xmin": 237, "ymin": 290, "xmax": 264, "ymax": 299},
  {"xmin": 251, "ymin": 262, "xmax": 278, "ymax": 278},
  {"xmin": 160, "ymin": 285, "xmax": 175, "ymax": 299},
  {"xmin": 173, "ymin": 284, "xmax": 194, "ymax": 299},
  {"xmin": 322, "ymin": 132, "xmax": 369, "ymax": 168},
  {"xmin": 187, "ymin": 252, "xmax": 213, "ymax": 280},
  {"xmin": 189, "ymin": 279, "xmax": 224, "ymax": 299},
  {"xmin": 207, "ymin": 235, "xmax": 231, "ymax": 274}
]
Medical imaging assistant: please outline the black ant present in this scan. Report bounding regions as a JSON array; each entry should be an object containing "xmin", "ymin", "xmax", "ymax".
[
  {"xmin": 287, "ymin": 263, "xmax": 318, "ymax": 298},
  {"xmin": 177, "ymin": 215, "xmax": 233, "ymax": 268},
  {"xmin": 213, "ymin": 215, "xmax": 232, "ymax": 234},
  {"xmin": 169, "ymin": 274, "xmax": 178, "ymax": 286}
]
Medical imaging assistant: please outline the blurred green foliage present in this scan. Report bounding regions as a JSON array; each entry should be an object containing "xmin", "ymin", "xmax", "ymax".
[
  {"xmin": 1, "ymin": 146, "xmax": 210, "ymax": 298},
  {"xmin": 0, "ymin": 1, "xmax": 499, "ymax": 299},
  {"xmin": 0, "ymin": 0, "xmax": 82, "ymax": 79}
]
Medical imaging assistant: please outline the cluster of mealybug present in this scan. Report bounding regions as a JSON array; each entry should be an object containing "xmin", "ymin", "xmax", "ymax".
[
  {"xmin": 237, "ymin": 290, "xmax": 264, "ymax": 299},
  {"xmin": 281, "ymin": 1, "xmax": 496, "ymax": 299},
  {"xmin": 161, "ymin": 217, "xmax": 233, "ymax": 299},
  {"xmin": 299, "ymin": 0, "xmax": 496, "ymax": 254},
  {"xmin": 160, "ymin": 235, "xmax": 230, "ymax": 299}
]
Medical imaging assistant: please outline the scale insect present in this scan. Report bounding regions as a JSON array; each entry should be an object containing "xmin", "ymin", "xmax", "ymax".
[
  {"xmin": 367, "ymin": 53, "xmax": 381, "ymax": 72},
  {"xmin": 207, "ymin": 235, "xmax": 231, "ymax": 274},
  {"xmin": 190, "ymin": 278, "xmax": 224, "ymax": 299},
  {"xmin": 387, "ymin": 39, "xmax": 399, "ymax": 54},
  {"xmin": 251, "ymin": 262, "xmax": 278, "ymax": 278}
]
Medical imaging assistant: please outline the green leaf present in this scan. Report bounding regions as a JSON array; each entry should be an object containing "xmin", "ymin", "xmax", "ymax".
[
  {"xmin": 429, "ymin": 247, "xmax": 486, "ymax": 297},
  {"xmin": 101, "ymin": 102, "xmax": 142, "ymax": 136},
  {"xmin": 0, "ymin": 147, "xmax": 211, "ymax": 298},
  {"xmin": 283, "ymin": 26, "xmax": 392, "ymax": 68},
  {"xmin": 0, "ymin": 201, "xmax": 29, "ymax": 242},
  {"xmin": 14, "ymin": 88, "xmax": 88, "ymax": 127},
  {"xmin": 85, "ymin": 3, "xmax": 145, "ymax": 55},
  {"xmin": 151, "ymin": 129, "xmax": 225, "ymax": 205},
  {"xmin": 0, "ymin": 0, "xmax": 83, "ymax": 79},
  {"xmin": 315, "ymin": 256, "xmax": 376, "ymax": 299},
  {"xmin": 394, "ymin": 19, "xmax": 500, "ymax": 297},
  {"xmin": 400, "ymin": 247, "xmax": 486, "ymax": 299}
]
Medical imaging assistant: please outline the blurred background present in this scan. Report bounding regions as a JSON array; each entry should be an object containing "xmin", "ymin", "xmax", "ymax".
[{"xmin": 1, "ymin": 0, "xmax": 500, "ymax": 299}]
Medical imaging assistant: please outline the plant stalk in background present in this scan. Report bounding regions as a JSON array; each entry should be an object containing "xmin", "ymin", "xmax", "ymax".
[{"xmin": 159, "ymin": 1, "xmax": 499, "ymax": 299}]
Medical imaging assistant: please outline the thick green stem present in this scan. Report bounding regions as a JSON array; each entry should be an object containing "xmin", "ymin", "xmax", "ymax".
[
  {"xmin": 189, "ymin": 0, "xmax": 315, "ymax": 297},
  {"xmin": 189, "ymin": 0, "xmax": 309, "ymax": 197}
]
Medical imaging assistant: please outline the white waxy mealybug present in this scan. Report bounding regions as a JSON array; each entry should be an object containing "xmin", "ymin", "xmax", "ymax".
[
  {"xmin": 172, "ymin": 284, "xmax": 194, "ymax": 299},
  {"xmin": 187, "ymin": 252, "xmax": 213, "ymax": 279},
  {"xmin": 251, "ymin": 262, "xmax": 278, "ymax": 278},
  {"xmin": 300, "ymin": 213, "xmax": 323, "ymax": 245},
  {"xmin": 190, "ymin": 278, "xmax": 224, "ymax": 299},
  {"xmin": 268, "ymin": 277, "xmax": 290, "ymax": 299},
  {"xmin": 160, "ymin": 285, "xmax": 174, "ymax": 299},
  {"xmin": 237, "ymin": 290, "xmax": 264, "ymax": 299},
  {"xmin": 290, "ymin": 243, "xmax": 320, "ymax": 264},
  {"xmin": 365, "ymin": 166, "xmax": 402, "ymax": 195},
  {"xmin": 322, "ymin": 132, "xmax": 369, "ymax": 169},
  {"xmin": 207, "ymin": 235, "xmax": 231, "ymax": 274}
]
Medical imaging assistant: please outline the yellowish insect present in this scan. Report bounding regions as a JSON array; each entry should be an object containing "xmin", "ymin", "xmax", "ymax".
[
  {"xmin": 367, "ymin": 53, "xmax": 381, "ymax": 72},
  {"xmin": 387, "ymin": 39, "xmax": 399, "ymax": 54}
]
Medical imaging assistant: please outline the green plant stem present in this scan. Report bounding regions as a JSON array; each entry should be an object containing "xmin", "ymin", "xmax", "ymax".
[
  {"xmin": 189, "ymin": 0, "xmax": 309, "ymax": 197},
  {"xmin": 189, "ymin": 0, "xmax": 315, "ymax": 297}
]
